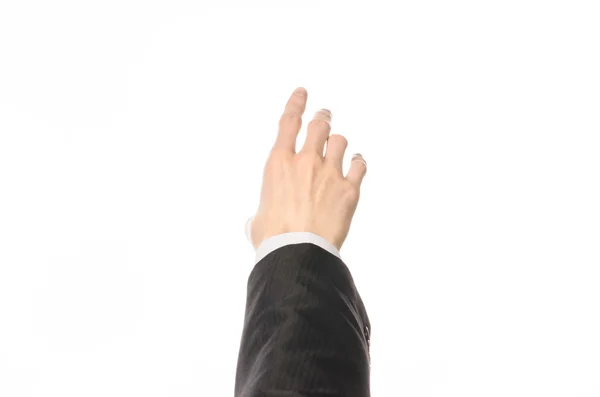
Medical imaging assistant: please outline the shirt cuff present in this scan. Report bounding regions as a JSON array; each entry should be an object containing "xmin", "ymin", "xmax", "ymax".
[{"xmin": 255, "ymin": 232, "xmax": 342, "ymax": 264}]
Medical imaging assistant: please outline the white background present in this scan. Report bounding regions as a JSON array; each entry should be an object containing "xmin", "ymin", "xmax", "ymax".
[{"xmin": 1, "ymin": 1, "xmax": 599, "ymax": 396}]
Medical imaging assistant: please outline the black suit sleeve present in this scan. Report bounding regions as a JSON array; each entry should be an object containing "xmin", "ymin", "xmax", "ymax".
[{"xmin": 234, "ymin": 243, "xmax": 371, "ymax": 397}]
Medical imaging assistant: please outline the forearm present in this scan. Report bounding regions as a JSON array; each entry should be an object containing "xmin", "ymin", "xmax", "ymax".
[{"xmin": 234, "ymin": 242, "xmax": 371, "ymax": 397}]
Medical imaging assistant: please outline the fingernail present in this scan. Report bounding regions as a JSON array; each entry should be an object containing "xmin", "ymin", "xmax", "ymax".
[
  {"xmin": 294, "ymin": 87, "xmax": 307, "ymax": 96},
  {"xmin": 313, "ymin": 108, "xmax": 332, "ymax": 123},
  {"xmin": 352, "ymin": 153, "xmax": 367, "ymax": 168}
]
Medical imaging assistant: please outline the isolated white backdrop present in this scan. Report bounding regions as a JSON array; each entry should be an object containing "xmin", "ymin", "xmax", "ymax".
[{"xmin": 1, "ymin": 1, "xmax": 599, "ymax": 396}]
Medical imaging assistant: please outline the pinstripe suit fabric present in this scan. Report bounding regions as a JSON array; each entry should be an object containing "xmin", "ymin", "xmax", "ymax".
[{"xmin": 235, "ymin": 243, "xmax": 371, "ymax": 397}]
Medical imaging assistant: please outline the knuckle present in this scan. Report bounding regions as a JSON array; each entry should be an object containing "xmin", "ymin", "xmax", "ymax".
[
  {"xmin": 298, "ymin": 150, "xmax": 320, "ymax": 163},
  {"xmin": 280, "ymin": 112, "xmax": 302, "ymax": 126},
  {"xmin": 297, "ymin": 151, "xmax": 323, "ymax": 171},
  {"xmin": 344, "ymin": 183, "xmax": 360, "ymax": 202},
  {"xmin": 268, "ymin": 148, "xmax": 290, "ymax": 163},
  {"xmin": 309, "ymin": 118, "xmax": 331, "ymax": 129},
  {"xmin": 329, "ymin": 134, "xmax": 348, "ymax": 147}
]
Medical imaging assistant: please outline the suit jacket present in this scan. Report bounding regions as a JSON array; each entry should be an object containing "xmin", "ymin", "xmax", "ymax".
[{"xmin": 234, "ymin": 242, "xmax": 371, "ymax": 397}]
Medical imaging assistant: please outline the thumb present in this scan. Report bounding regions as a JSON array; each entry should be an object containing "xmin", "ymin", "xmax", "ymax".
[{"xmin": 245, "ymin": 216, "xmax": 255, "ymax": 246}]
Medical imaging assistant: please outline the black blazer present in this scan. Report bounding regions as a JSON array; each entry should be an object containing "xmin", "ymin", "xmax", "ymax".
[{"xmin": 234, "ymin": 242, "xmax": 371, "ymax": 397}]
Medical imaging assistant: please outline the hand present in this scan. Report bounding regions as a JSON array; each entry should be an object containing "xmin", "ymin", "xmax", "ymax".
[{"xmin": 247, "ymin": 87, "xmax": 367, "ymax": 251}]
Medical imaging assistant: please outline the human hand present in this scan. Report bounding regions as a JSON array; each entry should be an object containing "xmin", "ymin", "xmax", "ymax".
[{"xmin": 245, "ymin": 87, "xmax": 367, "ymax": 252}]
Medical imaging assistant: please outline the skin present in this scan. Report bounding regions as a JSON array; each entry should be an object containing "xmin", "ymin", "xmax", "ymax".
[{"xmin": 248, "ymin": 87, "xmax": 367, "ymax": 251}]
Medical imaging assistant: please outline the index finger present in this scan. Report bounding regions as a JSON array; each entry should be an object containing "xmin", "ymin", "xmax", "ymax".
[{"xmin": 272, "ymin": 87, "xmax": 308, "ymax": 153}]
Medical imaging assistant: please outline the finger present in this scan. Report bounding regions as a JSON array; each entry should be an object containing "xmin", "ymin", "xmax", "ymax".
[
  {"xmin": 273, "ymin": 87, "xmax": 308, "ymax": 153},
  {"xmin": 301, "ymin": 108, "xmax": 332, "ymax": 156},
  {"xmin": 245, "ymin": 216, "xmax": 254, "ymax": 245},
  {"xmin": 346, "ymin": 153, "xmax": 367, "ymax": 188},
  {"xmin": 324, "ymin": 134, "xmax": 348, "ymax": 173}
]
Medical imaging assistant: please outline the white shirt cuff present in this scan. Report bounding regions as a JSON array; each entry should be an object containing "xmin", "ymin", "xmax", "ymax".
[{"xmin": 255, "ymin": 232, "xmax": 342, "ymax": 264}]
